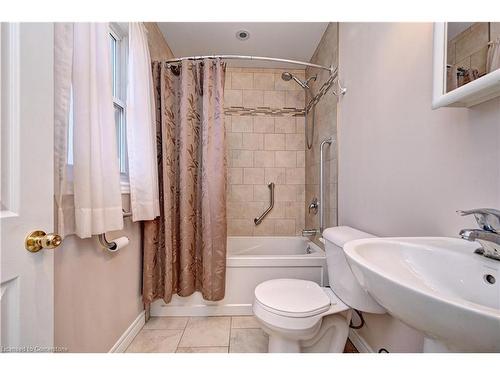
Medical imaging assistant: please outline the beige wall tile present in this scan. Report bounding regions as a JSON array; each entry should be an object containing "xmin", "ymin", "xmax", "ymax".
[
  {"xmin": 224, "ymin": 72, "xmax": 232, "ymax": 90},
  {"xmin": 254, "ymin": 184, "xmax": 273, "ymax": 202},
  {"xmin": 228, "ymin": 133, "xmax": 242, "ymax": 149},
  {"xmin": 263, "ymin": 91, "xmax": 286, "ymax": 107},
  {"xmin": 228, "ymin": 168, "xmax": 243, "ymax": 184},
  {"xmin": 470, "ymin": 46, "xmax": 488, "ymax": 75},
  {"xmin": 227, "ymin": 202, "xmax": 266, "ymax": 219},
  {"xmin": 286, "ymin": 168, "xmax": 305, "ymax": 185},
  {"xmin": 265, "ymin": 167, "xmax": 286, "ymax": 185},
  {"xmin": 230, "ymin": 185, "xmax": 254, "ymax": 202},
  {"xmin": 242, "ymin": 90, "xmax": 264, "ymax": 107},
  {"xmin": 455, "ymin": 22, "xmax": 489, "ymax": 63},
  {"xmin": 296, "ymin": 184, "xmax": 305, "ymax": 202},
  {"xmin": 243, "ymin": 168, "xmax": 265, "ymax": 184},
  {"xmin": 253, "ymin": 117, "xmax": 275, "ymax": 133},
  {"xmin": 275, "ymin": 150, "xmax": 296, "ymax": 168},
  {"xmin": 492, "ymin": 22, "xmax": 500, "ymax": 41},
  {"xmin": 296, "ymin": 118, "xmax": 305, "ymax": 133},
  {"xmin": 275, "ymin": 219, "xmax": 296, "ymax": 235},
  {"xmin": 254, "ymin": 150, "xmax": 275, "ymax": 167},
  {"xmin": 232, "ymin": 72, "xmax": 254, "ymax": 89},
  {"xmin": 241, "ymin": 133, "xmax": 263, "ymax": 150},
  {"xmin": 253, "ymin": 219, "xmax": 275, "ymax": 236},
  {"xmin": 267, "ymin": 201, "xmax": 286, "ymax": 219},
  {"xmin": 232, "ymin": 117, "xmax": 253, "ymax": 133},
  {"xmin": 253, "ymin": 73, "xmax": 275, "ymax": 90},
  {"xmin": 285, "ymin": 201, "xmax": 305, "ymax": 219},
  {"xmin": 264, "ymin": 134, "xmax": 285, "ymax": 150},
  {"xmin": 275, "ymin": 185, "xmax": 296, "ymax": 202},
  {"xmin": 286, "ymin": 133, "xmax": 305, "ymax": 150},
  {"xmin": 274, "ymin": 117, "xmax": 296, "ymax": 133},
  {"xmin": 225, "ymin": 90, "xmax": 243, "ymax": 107},
  {"xmin": 285, "ymin": 90, "xmax": 305, "ymax": 108},
  {"xmin": 296, "ymin": 151, "xmax": 305, "ymax": 167},
  {"xmin": 228, "ymin": 219, "xmax": 254, "ymax": 236},
  {"xmin": 226, "ymin": 67, "xmax": 306, "ymax": 237},
  {"xmin": 231, "ymin": 150, "xmax": 253, "ymax": 167}
]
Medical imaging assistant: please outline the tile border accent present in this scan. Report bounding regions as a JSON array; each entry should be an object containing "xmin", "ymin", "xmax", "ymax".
[
  {"xmin": 109, "ymin": 310, "xmax": 146, "ymax": 353},
  {"xmin": 225, "ymin": 106, "xmax": 305, "ymax": 117},
  {"xmin": 224, "ymin": 72, "xmax": 338, "ymax": 117}
]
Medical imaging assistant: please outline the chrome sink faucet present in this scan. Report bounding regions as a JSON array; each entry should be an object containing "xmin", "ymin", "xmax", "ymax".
[{"xmin": 458, "ymin": 208, "xmax": 500, "ymax": 261}]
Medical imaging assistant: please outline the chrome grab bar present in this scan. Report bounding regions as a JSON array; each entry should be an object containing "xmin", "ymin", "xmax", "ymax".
[
  {"xmin": 254, "ymin": 182, "xmax": 275, "ymax": 225},
  {"xmin": 319, "ymin": 137, "xmax": 334, "ymax": 234}
]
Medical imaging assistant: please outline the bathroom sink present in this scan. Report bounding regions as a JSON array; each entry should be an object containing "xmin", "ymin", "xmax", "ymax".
[{"xmin": 343, "ymin": 237, "xmax": 500, "ymax": 352}]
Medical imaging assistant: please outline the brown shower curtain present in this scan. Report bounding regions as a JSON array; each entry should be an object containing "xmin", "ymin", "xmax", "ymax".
[{"xmin": 142, "ymin": 59, "xmax": 227, "ymax": 305}]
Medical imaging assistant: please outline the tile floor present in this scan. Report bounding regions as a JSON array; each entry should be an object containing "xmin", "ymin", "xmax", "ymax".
[{"xmin": 125, "ymin": 316, "xmax": 358, "ymax": 353}]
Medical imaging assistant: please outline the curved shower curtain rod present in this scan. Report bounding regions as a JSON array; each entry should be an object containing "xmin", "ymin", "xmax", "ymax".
[{"xmin": 163, "ymin": 54, "xmax": 335, "ymax": 73}]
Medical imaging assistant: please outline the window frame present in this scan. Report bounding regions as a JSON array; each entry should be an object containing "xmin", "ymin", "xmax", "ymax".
[{"xmin": 109, "ymin": 22, "xmax": 130, "ymax": 193}]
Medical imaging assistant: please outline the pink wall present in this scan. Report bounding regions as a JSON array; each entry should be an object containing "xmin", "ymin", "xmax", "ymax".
[
  {"xmin": 54, "ymin": 202, "xmax": 143, "ymax": 352},
  {"xmin": 338, "ymin": 23, "xmax": 500, "ymax": 352}
]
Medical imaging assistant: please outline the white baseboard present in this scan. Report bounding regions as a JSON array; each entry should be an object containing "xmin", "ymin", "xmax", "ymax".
[
  {"xmin": 349, "ymin": 329, "xmax": 374, "ymax": 353},
  {"xmin": 109, "ymin": 311, "xmax": 146, "ymax": 353}
]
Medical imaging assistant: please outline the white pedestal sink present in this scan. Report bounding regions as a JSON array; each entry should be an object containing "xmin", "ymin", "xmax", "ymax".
[{"xmin": 343, "ymin": 237, "xmax": 500, "ymax": 352}]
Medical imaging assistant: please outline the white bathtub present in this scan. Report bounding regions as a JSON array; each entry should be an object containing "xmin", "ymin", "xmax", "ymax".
[{"xmin": 150, "ymin": 236, "xmax": 327, "ymax": 316}]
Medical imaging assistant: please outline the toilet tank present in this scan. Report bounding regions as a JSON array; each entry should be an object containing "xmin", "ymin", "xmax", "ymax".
[{"xmin": 322, "ymin": 226, "xmax": 386, "ymax": 314}]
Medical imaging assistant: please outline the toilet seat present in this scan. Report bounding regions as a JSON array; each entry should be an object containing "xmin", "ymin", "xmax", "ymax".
[
  {"xmin": 253, "ymin": 279, "xmax": 350, "ymax": 340},
  {"xmin": 255, "ymin": 279, "xmax": 331, "ymax": 318}
]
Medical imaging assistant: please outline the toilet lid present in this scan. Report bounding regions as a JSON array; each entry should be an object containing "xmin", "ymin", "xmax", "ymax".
[{"xmin": 254, "ymin": 279, "xmax": 331, "ymax": 318}]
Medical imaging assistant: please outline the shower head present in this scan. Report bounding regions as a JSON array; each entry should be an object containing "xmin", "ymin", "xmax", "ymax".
[
  {"xmin": 281, "ymin": 72, "xmax": 294, "ymax": 81},
  {"xmin": 281, "ymin": 71, "xmax": 316, "ymax": 90}
]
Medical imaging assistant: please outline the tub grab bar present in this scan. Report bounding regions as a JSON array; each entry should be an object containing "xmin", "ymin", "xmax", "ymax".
[{"xmin": 254, "ymin": 182, "xmax": 275, "ymax": 225}]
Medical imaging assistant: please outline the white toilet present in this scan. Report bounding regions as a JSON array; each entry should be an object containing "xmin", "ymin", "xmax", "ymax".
[{"xmin": 252, "ymin": 226, "xmax": 386, "ymax": 353}]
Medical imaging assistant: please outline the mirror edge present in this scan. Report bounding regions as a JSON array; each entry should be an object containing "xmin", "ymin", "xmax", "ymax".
[{"xmin": 432, "ymin": 22, "xmax": 500, "ymax": 109}]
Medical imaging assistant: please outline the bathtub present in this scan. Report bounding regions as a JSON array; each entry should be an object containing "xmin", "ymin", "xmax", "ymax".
[{"xmin": 150, "ymin": 236, "xmax": 327, "ymax": 316}]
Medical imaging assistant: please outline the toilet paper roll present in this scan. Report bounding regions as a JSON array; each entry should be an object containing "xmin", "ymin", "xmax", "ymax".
[{"xmin": 109, "ymin": 236, "xmax": 130, "ymax": 252}]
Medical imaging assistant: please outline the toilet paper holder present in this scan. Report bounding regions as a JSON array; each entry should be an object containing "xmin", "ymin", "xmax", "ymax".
[{"xmin": 97, "ymin": 210, "xmax": 132, "ymax": 252}]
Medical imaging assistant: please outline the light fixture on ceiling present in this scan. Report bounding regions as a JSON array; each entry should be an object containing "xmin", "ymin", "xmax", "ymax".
[{"xmin": 236, "ymin": 30, "xmax": 250, "ymax": 41}]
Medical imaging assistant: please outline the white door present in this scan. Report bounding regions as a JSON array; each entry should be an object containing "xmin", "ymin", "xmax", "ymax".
[{"xmin": 1, "ymin": 23, "xmax": 55, "ymax": 351}]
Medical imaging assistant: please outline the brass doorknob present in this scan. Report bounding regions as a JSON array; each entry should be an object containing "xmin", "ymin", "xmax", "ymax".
[{"xmin": 25, "ymin": 231, "xmax": 62, "ymax": 253}]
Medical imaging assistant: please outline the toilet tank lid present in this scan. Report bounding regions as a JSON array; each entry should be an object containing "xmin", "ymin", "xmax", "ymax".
[{"xmin": 322, "ymin": 226, "xmax": 376, "ymax": 248}]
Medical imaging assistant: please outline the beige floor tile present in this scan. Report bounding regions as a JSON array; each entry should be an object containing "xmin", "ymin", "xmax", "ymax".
[
  {"xmin": 126, "ymin": 329, "xmax": 183, "ymax": 353},
  {"xmin": 231, "ymin": 316, "xmax": 261, "ymax": 329},
  {"xmin": 143, "ymin": 316, "xmax": 188, "ymax": 330},
  {"xmin": 179, "ymin": 317, "xmax": 231, "ymax": 347},
  {"xmin": 176, "ymin": 346, "xmax": 229, "ymax": 353},
  {"xmin": 229, "ymin": 328, "xmax": 268, "ymax": 353}
]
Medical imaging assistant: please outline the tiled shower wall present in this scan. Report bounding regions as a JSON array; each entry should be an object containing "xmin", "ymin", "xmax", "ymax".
[
  {"xmin": 224, "ymin": 67, "xmax": 306, "ymax": 236},
  {"xmin": 305, "ymin": 23, "xmax": 339, "ymax": 245}
]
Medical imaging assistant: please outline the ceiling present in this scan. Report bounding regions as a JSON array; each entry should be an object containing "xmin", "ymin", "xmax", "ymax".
[{"xmin": 157, "ymin": 22, "xmax": 329, "ymax": 69}]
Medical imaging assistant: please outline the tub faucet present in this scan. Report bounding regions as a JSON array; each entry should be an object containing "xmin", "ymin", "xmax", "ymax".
[
  {"xmin": 458, "ymin": 208, "xmax": 500, "ymax": 261},
  {"xmin": 302, "ymin": 228, "xmax": 319, "ymax": 237}
]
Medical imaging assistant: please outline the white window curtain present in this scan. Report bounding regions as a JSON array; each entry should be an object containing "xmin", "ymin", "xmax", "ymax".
[
  {"xmin": 54, "ymin": 23, "xmax": 123, "ymax": 238},
  {"xmin": 126, "ymin": 22, "xmax": 160, "ymax": 221}
]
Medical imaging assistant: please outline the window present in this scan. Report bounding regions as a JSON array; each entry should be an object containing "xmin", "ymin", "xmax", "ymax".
[
  {"xmin": 67, "ymin": 23, "xmax": 129, "ymax": 191},
  {"xmin": 109, "ymin": 25, "xmax": 128, "ymax": 179}
]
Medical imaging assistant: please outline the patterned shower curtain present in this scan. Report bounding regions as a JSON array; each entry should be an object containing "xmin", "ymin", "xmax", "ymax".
[{"xmin": 142, "ymin": 59, "xmax": 227, "ymax": 305}]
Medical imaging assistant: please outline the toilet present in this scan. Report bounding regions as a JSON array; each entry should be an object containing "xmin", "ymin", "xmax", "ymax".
[{"xmin": 252, "ymin": 226, "xmax": 386, "ymax": 353}]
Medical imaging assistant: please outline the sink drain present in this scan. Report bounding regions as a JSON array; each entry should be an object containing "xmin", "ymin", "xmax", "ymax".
[{"xmin": 484, "ymin": 274, "xmax": 496, "ymax": 285}]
